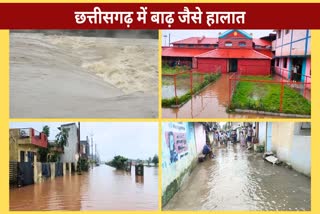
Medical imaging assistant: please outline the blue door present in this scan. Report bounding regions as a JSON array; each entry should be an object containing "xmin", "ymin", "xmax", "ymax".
[{"xmin": 266, "ymin": 123, "xmax": 272, "ymax": 152}]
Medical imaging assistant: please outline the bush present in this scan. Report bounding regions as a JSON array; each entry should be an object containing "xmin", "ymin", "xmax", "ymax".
[{"xmin": 162, "ymin": 73, "xmax": 221, "ymax": 107}]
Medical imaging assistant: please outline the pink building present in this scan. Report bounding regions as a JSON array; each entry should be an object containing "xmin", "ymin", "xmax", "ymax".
[{"xmin": 273, "ymin": 30, "xmax": 311, "ymax": 87}]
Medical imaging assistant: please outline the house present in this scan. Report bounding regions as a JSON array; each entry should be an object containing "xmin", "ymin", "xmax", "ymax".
[
  {"xmin": 258, "ymin": 122, "xmax": 311, "ymax": 176},
  {"xmin": 59, "ymin": 123, "xmax": 79, "ymax": 172},
  {"xmin": 9, "ymin": 128, "xmax": 48, "ymax": 186},
  {"xmin": 80, "ymin": 136, "xmax": 90, "ymax": 159},
  {"xmin": 9, "ymin": 128, "xmax": 48, "ymax": 163},
  {"xmin": 162, "ymin": 30, "xmax": 273, "ymax": 75},
  {"xmin": 273, "ymin": 30, "xmax": 311, "ymax": 87}
]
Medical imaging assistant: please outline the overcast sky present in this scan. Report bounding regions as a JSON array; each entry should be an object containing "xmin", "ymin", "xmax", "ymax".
[
  {"xmin": 10, "ymin": 122, "xmax": 158, "ymax": 161},
  {"xmin": 162, "ymin": 29, "xmax": 274, "ymax": 46}
]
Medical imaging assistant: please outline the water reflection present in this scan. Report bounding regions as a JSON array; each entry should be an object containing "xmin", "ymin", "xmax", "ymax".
[
  {"xmin": 10, "ymin": 165, "xmax": 158, "ymax": 211},
  {"xmin": 164, "ymin": 144, "xmax": 310, "ymax": 211}
]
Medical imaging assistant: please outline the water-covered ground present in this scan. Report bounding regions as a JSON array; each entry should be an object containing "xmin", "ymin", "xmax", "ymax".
[
  {"xmin": 10, "ymin": 165, "xmax": 158, "ymax": 210},
  {"xmin": 10, "ymin": 32, "xmax": 158, "ymax": 118},
  {"xmin": 164, "ymin": 144, "xmax": 310, "ymax": 211}
]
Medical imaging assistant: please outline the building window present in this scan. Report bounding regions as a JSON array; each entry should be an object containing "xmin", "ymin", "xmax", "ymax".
[
  {"xmin": 204, "ymin": 44, "xmax": 210, "ymax": 48},
  {"xmin": 276, "ymin": 58, "xmax": 279, "ymax": 66},
  {"xmin": 188, "ymin": 44, "xmax": 194, "ymax": 47},
  {"xmin": 283, "ymin": 57, "xmax": 287, "ymax": 68},
  {"xmin": 278, "ymin": 30, "xmax": 281, "ymax": 39},
  {"xmin": 225, "ymin": 42, "xmax": 232, "ymax": 47},
  {"xmin": 285, "ymin": 29, "xmax": 290, "ymax": 35},
  {"xmin": 239, "ymin": 42, "xmax": 246, "ymax": 47}
]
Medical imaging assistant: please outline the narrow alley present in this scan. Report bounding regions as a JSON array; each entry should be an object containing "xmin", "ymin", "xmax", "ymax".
[{"xmin": 164, "ymin": 144, "xmax": 310, "ymax": 211}]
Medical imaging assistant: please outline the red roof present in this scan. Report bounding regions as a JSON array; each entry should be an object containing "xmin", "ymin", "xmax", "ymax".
[
  {"xmin": 162, "ymin": 47, "xmax": 214, "ymax": 57},
  {"xmin": 255, "ymin": 49, "xmax": 274, "ymax": 58},
  {"xmin": 172, "ymin": 37, "xmax": 218, "ymax": 45},
  {"xmin": 253, "ymin": 38, "xmax": 271, "ymax": 47},
  {"xmin": 196, "ymin": 49, "xmax": 272, "ymax": 59}
]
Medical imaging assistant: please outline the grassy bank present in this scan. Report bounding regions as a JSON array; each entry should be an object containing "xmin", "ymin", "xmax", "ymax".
[
  {"xmin": 162, "ymin": 73, "xmax": 221, "ymax": 107},
  {"xmin": 230, "ymin": 76, "xmax": 311, "ymax": 115}
]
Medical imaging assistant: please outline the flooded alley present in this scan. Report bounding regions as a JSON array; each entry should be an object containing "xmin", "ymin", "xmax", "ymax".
[
  {"xmin": 10, "ymin": 165, "xmax": 158, "ymax": 211},
  {"xmin": 164, "ymin": 144, "xmax": 310, "ymax": 211}
]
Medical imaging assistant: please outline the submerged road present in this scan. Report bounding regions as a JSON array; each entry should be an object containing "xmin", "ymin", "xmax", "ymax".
[
  {"xmin": 164, "ymin": 144, "xmax": 310, "ymax": 211},
  {"xmin": 10, "ymin": 165, "xmax": 158, "ymax": 211}
]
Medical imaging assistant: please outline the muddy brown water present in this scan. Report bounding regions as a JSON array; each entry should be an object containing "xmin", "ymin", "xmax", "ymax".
[
  {"xmin": 162, "ymin": 74, "xmax": 304, "ymax": 118},
  {"xmin": 10, "ymin": 165, "xmax": 158, "ymax": 211},
  {"xmin": 164, "ymin": 144, "xmax": 310, "ymax": 211}
]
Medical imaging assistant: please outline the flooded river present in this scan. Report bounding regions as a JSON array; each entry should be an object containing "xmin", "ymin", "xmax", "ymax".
[
  {"xmin": 164, "ymin": 144, "xmax": 310, "ymax": 211},
  {"xmin": 10, "ymin": 32, "xmax": 158, "ymax": 118},
  {"xmin": 10, "ymin": 165, "xmax": 158, "ymax": 211}
]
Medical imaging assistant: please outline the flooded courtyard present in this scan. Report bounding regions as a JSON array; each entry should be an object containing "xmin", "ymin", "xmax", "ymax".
[
  {"xmin": 164, "ymin": 144, "xmax": 310, "ymax": 211},
  {"xmin": 10, "ymin": 165, "xmax": 158, "ymax": 211},
  {"xmin": 162, "ymin": 73, "xmax": 310, "ymax": 118}
]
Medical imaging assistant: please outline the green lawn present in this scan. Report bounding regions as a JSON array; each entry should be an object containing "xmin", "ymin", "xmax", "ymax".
[{"xmin": 231, "ymin": 76, "xmax": 311, "ymax": 115}]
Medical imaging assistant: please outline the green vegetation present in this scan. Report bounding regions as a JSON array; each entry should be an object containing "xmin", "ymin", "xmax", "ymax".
[
  {"xmin": 38, "ymin": 125, "xmax": 51, "ymax": 162},
  {"xmin": 77, "ymin": 157, "xmax": 89, "ymax": 173},
  {"xmin": 107, "ymin": 155, "xmax": 128, "ymax": 170},
  {"xmin": 152, "ymin": 154, "xmax": 159, "ymax": 166},
  {"xmin": 230, "ymin": 76, "xmax": 311, "ymax": 115},
  {"xmin": 162, "ymin": 73, "xmax": 221, "ymax": 107},
  {"xmin": 55, "ymin": 127, "xmax": 69, "ymax": 148}
]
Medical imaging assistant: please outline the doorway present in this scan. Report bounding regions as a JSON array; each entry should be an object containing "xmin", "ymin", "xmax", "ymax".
[
  {"xmin": 266, "ymin": 123, "xmax": 272, "ymax": 152},
  {"xmin": 228, "ymin": 59, "xmax": 238, "ymax": 72},
  {"xmin": 292, "ymin": 58, "xmax": 303, "ymax": 81}
]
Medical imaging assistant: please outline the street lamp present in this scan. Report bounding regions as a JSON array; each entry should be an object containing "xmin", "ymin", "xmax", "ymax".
[{"xmin": 163, "ymin": 34, "xmax": 167, "ymax": 46}]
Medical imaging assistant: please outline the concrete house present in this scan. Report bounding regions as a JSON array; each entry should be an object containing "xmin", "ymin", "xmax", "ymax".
[{"xmin": 59, "ymin": 123, "xmax": 79, "ymax": 171}]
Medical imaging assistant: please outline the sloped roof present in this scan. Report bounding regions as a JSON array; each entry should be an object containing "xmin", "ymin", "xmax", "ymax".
[
  {"xmin": 162, "ymin": 47, "xmax": 214, "ymax": 57},
  {"xmin": 171, "ymin": 37, "xmax": 218, "ymax": 45},
  {"xmin": 255, "ymin": 49, "xmax": 274, "ymax": 58},
  {"xmin": 219, "ymin": 30, "xmax": 252, "ymax": 39},
  {"xmin": 253, "ymin": 38, "xmax": 271, "ymax": 47},
  {"xmin": 196, "ymin": 48, "xmax": 272, "ymax": 59}
]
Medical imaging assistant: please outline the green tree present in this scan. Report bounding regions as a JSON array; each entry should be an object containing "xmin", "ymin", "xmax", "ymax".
[
  {"xmin": 109, "ymin": 155, "xmax": 128, "ymax": 170},
  {"xmin": 55, "ymin": 127, "xmax": 69, "ymax": 148},
  {"xmin": 152, "ymin": 154, "xmax": 159, "ymax": 166},
  {"xmin": 38, "ymin": 125, "xmax": 50, "ymax": 162}
]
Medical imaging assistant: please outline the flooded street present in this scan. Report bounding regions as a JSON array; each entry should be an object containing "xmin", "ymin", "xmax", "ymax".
[
  {"xmin": 10, "ymin": 165, "xmax": 158, "ymax": 211},
  {"xmin": 164, "ymin": 144, "xmax": 310, "ymax": 211}
]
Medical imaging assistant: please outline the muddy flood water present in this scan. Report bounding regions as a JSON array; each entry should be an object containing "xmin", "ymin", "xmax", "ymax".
[
  {"xmin": 162, "ymin": 74, "xmax": 306, "ymax": 118},
  {"xmin": 164, "ymin": 144, "xmax": 310, "ymax": 211},
  {"xmin": 10, "ymin": 165, "xmax": 158, "ymax": 211}
]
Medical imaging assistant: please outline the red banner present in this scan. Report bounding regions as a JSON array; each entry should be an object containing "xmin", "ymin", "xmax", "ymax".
[{"xmin": 0, "ymin": 3, "xmax": 319, "ymax": 29}]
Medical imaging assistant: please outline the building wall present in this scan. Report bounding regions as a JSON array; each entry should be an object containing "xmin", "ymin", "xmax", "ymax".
[
  {"xmin": 197, "ymin": 58, "xmax": 227, "ymax": 73},
  {"xmin": 60, "ymin": 124, "xmax": 78, "ymax": 163},
  {"xmin": 194, "ymin": 123, "xmax": 206, "ymax": 154},
  {"xmin": 258, "ymin": 122, "xmax": 267, "ymax": 145},
  {"xmin": 218, "ymin": 31, "xmax": 253, "ymax": 49},
  {"xmin": 9, "ymin": 129, "xmax": 39, "ymax": 162},
  {"xmin": 162, "ymin": 122, "xmax": 206, "ymax": 206},
  {"xmin": 270, "ymin": 122, "xmax": 310, "ymax": 176},
  {"xmin": 238, "ymin": 59, "xmax": 271, "ymax": 75}
]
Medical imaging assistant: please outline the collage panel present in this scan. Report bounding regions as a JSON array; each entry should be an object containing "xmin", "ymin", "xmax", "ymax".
[
  {"xmin": 161, "ymin": 122, "xmax": 311, "ymax": 211},
  {"xmin": 9, "ymin": 122, "xmax": 159, "ymax": 211},
  {"xmin": 161, "ymin": 29, "xmax": 311, "ymax": 119},
  {"xmin": 10, "ymin": 30, "xmax": 158, "ymax": 118}
]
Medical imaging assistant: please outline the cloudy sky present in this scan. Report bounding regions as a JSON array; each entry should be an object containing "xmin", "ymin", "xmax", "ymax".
[
  {"xmin": 10, "ymin": 122, "xmax": 158, "ymax": 161},
  {"xmin": 162, "ymin": 29, "xmax": 274, "ymax": 46}
]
